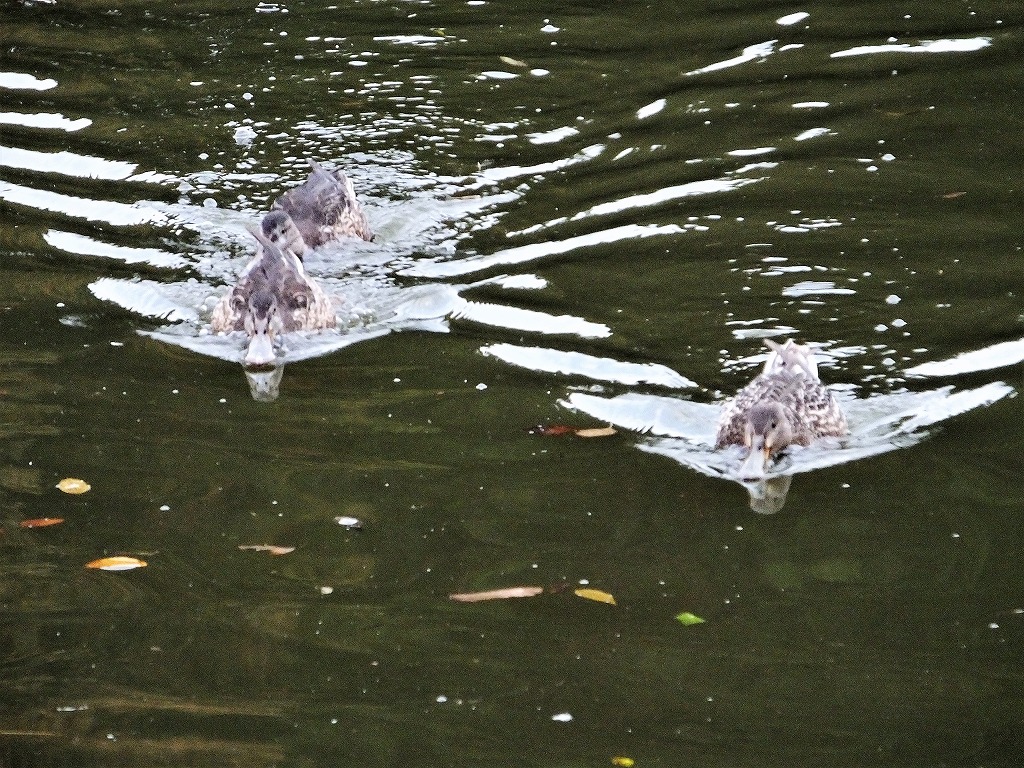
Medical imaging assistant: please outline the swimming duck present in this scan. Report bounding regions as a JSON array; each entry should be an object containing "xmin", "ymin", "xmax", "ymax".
[
  {"xmin": 210, "ymin": 225, "xmax": 337, "ymax": 366},
  {"xmin": 715, "ymin": 339, "xmax": 848, "ymax": 478},
  {"xmin": 261, "ymin": 160, "xmax": 373, "ymax": 259}
]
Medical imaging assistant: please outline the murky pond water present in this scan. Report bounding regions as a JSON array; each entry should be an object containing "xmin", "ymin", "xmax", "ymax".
[{"xmin": 3, "ymin": 0, "xmax": 1024, "ymax": 765}]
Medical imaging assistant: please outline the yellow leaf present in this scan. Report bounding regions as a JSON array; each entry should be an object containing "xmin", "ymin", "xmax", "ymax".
[
  {"xmin": 85, "ymin": 556, "xmax": 147, "ymax": 571},
  {"xmin": 574, "ymin": 426, "xmax": 617, "ymax": 438},
  {"xmin": 499, "ymin": 55, "xmax": 529, "ymax": 68},
  {"xmin": 56, "ymin": 478, "xmax": 91, "ymax": 494},
  {"xmin": 449, "ymin": 586, "xmax": 543, "ymax": 602},
  {"xmin": 575, "ymin": 588, "xmax": 617, "ymax": 605},
  {"xmin": 612, "ymin": 758, "xmax": 635, "ymax": 768},
  {"xmin": 238, "ymin": 544, "xmax": 296, "ymax": 556}
]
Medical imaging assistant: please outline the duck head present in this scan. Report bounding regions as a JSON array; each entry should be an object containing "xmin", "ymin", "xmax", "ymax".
[
  {"xmin": 740, "ymin": 402, "xmax": 794, "ymax": 478},
  {"xmin": 239, "ymin": 285, "xmax": 282, "ymax": 367},
  {"xmin": 260, "ymin": 209, "xmax": 308, "ymax": 259}
]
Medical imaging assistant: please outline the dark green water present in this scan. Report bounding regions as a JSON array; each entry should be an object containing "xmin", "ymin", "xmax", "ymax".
[{"xmin": 2, "ymin": 0, "xmax": 1024, "ymax": 765}]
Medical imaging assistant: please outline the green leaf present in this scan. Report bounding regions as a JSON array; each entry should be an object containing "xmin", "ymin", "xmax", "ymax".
[{"xmin": 675, "ymin": 611, "xmax": 706, "ymax": 626}]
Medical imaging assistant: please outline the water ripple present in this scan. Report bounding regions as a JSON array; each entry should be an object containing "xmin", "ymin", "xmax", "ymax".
[
  {"xmin": 832, "ymin": 37, "xmax": 992, "ymax": 59},
  {"xmin": 0, "ymin": 180, "xmax": 166, "ymax": 226},
  {"xmin": 481, "ymin": 343, "xmax": 695, "ymax": 388},
  {"xmin": 0, "ymin": 111, "xmax": 90, "ymax": 132}
]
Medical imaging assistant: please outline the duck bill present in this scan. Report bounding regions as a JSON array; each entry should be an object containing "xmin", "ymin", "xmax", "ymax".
[
  {"xmin": 244, "ymin": 331, "xmax": 277, "ymax": 367},
  {"xmin": 739, "ymin": 442, "xmax": 772, "ymax": 480}
]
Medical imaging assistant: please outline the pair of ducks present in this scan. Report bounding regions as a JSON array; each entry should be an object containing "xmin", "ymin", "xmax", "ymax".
[
  {"xmin": 210, "ymin": 163, "xmax": 844, "ymax": 476},
  {"xmin": 211, "ymin": 161, "xmax": 373, "ymax": 366}
]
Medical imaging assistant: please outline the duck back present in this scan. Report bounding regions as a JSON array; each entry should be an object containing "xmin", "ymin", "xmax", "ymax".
[{"xmin": 272, "ymin": 160, "xmax": 373, "ymax": 247}]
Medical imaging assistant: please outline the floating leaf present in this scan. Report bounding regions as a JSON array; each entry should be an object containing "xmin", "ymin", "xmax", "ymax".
[
  {"xmin": 675, "ymin": 611, "xmax": 706, "ymax": 626},
  {"xmin": 529, "ymin": 424, "xmax": 576, "ymax": 436},
  {"xmin": 449, "ymin": 586, "xmax": 543, "ymax": 602},
  {"xmin": 20, "ymin": 517, "xmax": 64, "ymax": 529},
  {"xmin": 942, "ymin": 191, "xmax": 966, "ymax": 199},
  {"xmin": 334, "ymin": 516, "xmax": 363, "ymax": 529},
  {"xmin": 530, "ymin": 424, "xmax": 617, "ymax": 437},
  {"xmin": 56, "ymin": 478, "xmax": 91, "ymax": 494},
  {"xmin": 499, "ymin": 55, "xmax": 529, "ymax": 68},
  {"xmin": 575, "ymin": 588, "xmax": 617, "ymax": 605},
  {"xmin": 612, "ymin": 758, "xmax": 635, "ymax": 767},
  {"xmin": 86, "ymin": 556, "xmax": 147, "ymax": 571},
  {"xmin": 238, "ymin": 544, "xmax": 295, "ymax": 556}
]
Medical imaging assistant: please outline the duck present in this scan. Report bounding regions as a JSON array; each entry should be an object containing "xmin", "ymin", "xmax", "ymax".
[
  {"xmin": 210, "ymin": 225, "xmax": 337, "ymax": 366},
  {"xmin": 715, "ymin": 339, "xmax": 848, "ymax": 478},
  {"xmin": 260, "ymin": 160, "xmax": 373, "ymax": 260}
]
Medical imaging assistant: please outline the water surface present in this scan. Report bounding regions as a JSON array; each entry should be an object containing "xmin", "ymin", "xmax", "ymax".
[{"xmin": 2, "ymin": 0, "xmax": 1024, "ymax": 765}]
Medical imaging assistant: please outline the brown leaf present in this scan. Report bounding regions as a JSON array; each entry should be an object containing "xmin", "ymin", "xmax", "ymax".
[
  {"xmin": 449, "ymin": 586, "xmax": 543, "ymax": 602},
  {"xmin": 238, "ymin": 544, "xmax": 296, "ymax": 556},
  {"xmin": 20, "ymin": 517, "xmax": 64, "ymax": 529},
  {"xmin": 85, "ymin": 556, "xmax": 147, "ymax": 571},
  {"xmin": 942, "ymin": 191, "xmax": 966, "ymax": 199},
  {"xmin": 530, "ymin": 424, "xmax": 617, "ymax": 437},
  {"xmin": 529, "ymin": 424, "xmax": 576, "ymax": 436}
]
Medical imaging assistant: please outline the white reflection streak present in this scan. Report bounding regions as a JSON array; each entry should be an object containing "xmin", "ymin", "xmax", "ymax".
[
  {"xmin": 794, "ymin": 128, "xmax": 831, "ymax": 141},
  {"xmin": 894, "ymin": 382, "xmax": 1011, "ymax": 433},
  {"xmin": 90, "ymin": 278, "xmax": 199, "ymax": 322},
  {"xmin": 686, "ymin": 40, "xmax": 776, "ymax": 76},
  {"xmin": 481, "ymin": 343, "xmax": 695, "ymax": 387},
  {"xmin": 0, "ymin": 181, "xmax": 167, "ymax": 226},
  {"xmin": 0, "ymin": 111, "xmax": 91, "ymax": 132},
  {"xmin": 45, "ymin": 230, "xmax": 187, "ymax": 269},
  {"xmin": 906, "ymin": 338, "xmax": 1024, "ymax": 377},
  {"xmin": 399, "ymin": 224, "xmax": 683, "ymax": 278},
  {"xmin": 453, "ymin": 301, "xmax": 610, "ymax": 339},
  {"xmin": 637, "ymin": 98, "xmax": 666, "ymax": 120},
  {"xmin": 831, "ymin": 37, "xmax": 991, "ymax": 58},
  {"xmin": 0, "ymin": 72, "xmax": 58, "ymax": 90},
  {"xmin": 781, "ymin": 281, "xmax": 855, "ymax": 297},
  {"xmin": 574, "ymin": 176, "xmax": 762, "ymax": 220},
  {"xmin": 527, "ymin": 125, "xmax": 579, "ymax": 145},
  {"xmin": 475, "ymin": 144, "xmax": 604, "ymax": 182},
  {"xmin": 0, "ymin": 144, "xmax": 137, "ymax": 180},
  {"xmin": 777, "ymin": 12, "xmax": 809, "ymax": 26},
  {"xmin": 373, "ymin": 34, "xmax": 448, "ymax": 46}
]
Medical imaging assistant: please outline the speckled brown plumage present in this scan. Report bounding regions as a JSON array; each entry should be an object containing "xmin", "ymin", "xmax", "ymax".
[
  {"xmin": 715, "ymin": 340, "xmax": 847, "ymax": 473},
  {"xmin": 211, "ymin": 226, "xmax": 336, "ymax": 365},
  {"xmin": 261, "ymin": 160, "xmax": 373, "ymax": 259}
]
